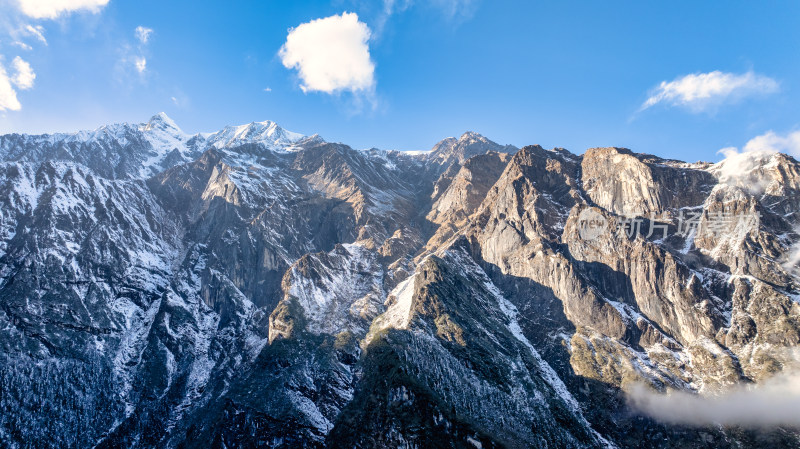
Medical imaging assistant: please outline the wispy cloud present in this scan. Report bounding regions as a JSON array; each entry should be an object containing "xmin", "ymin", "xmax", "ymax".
[
  {"xmin": 0, "ymin": 56, "xmax": 36, "ymax": 112},
  {"xmin": 736, "ymin": 129, "xmax": 800, "ymax": 157},
  {"xmin": 628, "ymin": 359, "xmax": 800, "ymax": 428},
  {"xmin": 712, "ymin": 129, "xmax": 800, "ymax": 193},
  {"xmin": 169, "ymin": 90, "xmax": 190, "ymax": 108},
  {"xmin": 11, "ymin": 41, "xmax": 32, "ymax": 51},
  {"xmin": 119, "ymin": 26, "xmax": 154, "ymax": 77},
  {"xmin": 135, "ymin": 26, "xmax": 153, "ymax": 44},
  {"xmin": 24, "ymin": 24, "xmax": 47, "ymax": 44},
  {"xmin": 365, "ymin": 0, "xmax": 478, "ymax": 37},
  {"xmin": 16, "ymin": 0, "xmax": 110, "ymax": 19},
  {"xmin": 713, "ymin": 131, "xmax": 800, "ymax": 264},
  {"xmin": 279, "ymin": 12, "xmax": 375, "ymax": 95},
  {"xmin": 640, "ymin": 71, "xmax": 779, "ymax": 113},
  {"xmin": 8, "ymin": 24, "xmax": 47, "ymax": 51},
  {"xmin": 371, "ymin": 0, "xmax": 412, "ymax": 37},
  {"xmin": 429, "ymin": 0, "xmax": 480, "ymax": 21},
  {"xmin": 134, "ymin": 56, "xmax": 146, "ymax": 74},
  {"xmin": 786, "ymin": 227, "xmax": 800, "ymax": 276}
]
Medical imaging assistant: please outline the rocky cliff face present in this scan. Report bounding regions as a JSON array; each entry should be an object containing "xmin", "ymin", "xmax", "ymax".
[{"xmin": 0, "ymin": 114, "xmax": 798, "ymax": 448}]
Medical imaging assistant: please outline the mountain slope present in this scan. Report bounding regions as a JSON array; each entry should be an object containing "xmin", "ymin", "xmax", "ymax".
[{"xmin": 0, "ymin": 115, "xmax": 798, "ymax": 448}]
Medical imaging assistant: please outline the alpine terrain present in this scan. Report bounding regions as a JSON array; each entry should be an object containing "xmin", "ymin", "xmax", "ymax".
[{"xmin": 0, "ymin": 113, "xmax": 798, "ymax": 448}]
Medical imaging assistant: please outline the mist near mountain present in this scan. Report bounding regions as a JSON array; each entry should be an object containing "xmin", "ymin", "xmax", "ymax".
[{"xmin": 628, "ymin": 367, "xmax": 800, "ymax": 428}]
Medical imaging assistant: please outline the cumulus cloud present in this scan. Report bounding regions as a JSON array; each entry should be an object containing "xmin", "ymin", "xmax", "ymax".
[
  {"xmin": 279, "ymin": 12, "xmax": 375, "ymax": 94},
  {"xmin": 16, "ymin": 0, "xmax": 110, "ymax": 19},
  {"xmin": 135, "ymin": 26, "xmax": 152, "ymax": 44},
  {"xmin": 641, "ymin": 71, "xmax": 779, "ymax": 112},
  {"xmin": 11, "ymin": 56, "xmax": 35, "ymax": 89},
  {"xmin": 0, "ymin": 56, "xmax": 36, "ymax": 112},
  {"xmin": 0, "ymin": 65, "xmax": 22, "ymax": 112},
  {"xmin": 628, "ymin": 365, "xmax": 800, "ymax": 428},
  {"xmin": 738, "ymin": 130, "xmax": 800, "ymax": 156}
]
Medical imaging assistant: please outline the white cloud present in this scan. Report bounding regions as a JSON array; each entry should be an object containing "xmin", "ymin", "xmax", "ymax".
[
  {"xmin": 717, "ymin": 130, "xmax": 800, "ymax": 272},
  {"xmin": 119, "ymin": 27, "xmax": 152, "ymax": 76},
  {"xmin": 16, "ymin": 0, "xmax": 110, "ymax": 19},
  {"xmin": 0, "ymin": 63, "xmax": 22, "ymax": 112},
  {"xmin": 371, "ymin": 0, "xmax": 413, "ymax": 36},
  {"xmin": 740, "ymin": 130, "xmax": 800, "ymax": 156},
  {"xmin": 169, "ymin": 90, "xmax": 189, "ymax": 108},
  {"xmin": 134, "ymin": 56, "xmax": 146, "ymax": 74},
  {"xmin": 135, "ymin": 26, "xmax": 153, "ymax": 44},
  {"xmin": 11, "ymin": 57, "xmax": 35, "ymax": 89},
  {"xmin": 12, "ymin": 41, "xmax": 33, "ymax": 51},
  {"xmin": 641, "ymin": 71, "xmax": 779, "ymax": 112},
  {"xmin": 429, "ymin": 0, "xmax": 479, "ymax": 20},
  {"xmin": 263, "ymin": 87, "xmax": 272, "ymax": 92},
  {"xmin": 7, "ymin": 24, "xmax": 47, "ymax": 51},
  {"xmin": 279, "ymin": 12, "xmax": 375, "ymax": 94},
  {"xmin": 712, "ymin": 129, "xmax": 800, "ymax": 193},
  {"xmin": 365, "ymin": 0, "xmax": 476, "ymax": 38},
  {"xmin": 628, "ymin": 356, "xmax": 800, "ymax": 428},
  {"xmin": 0, "ymin": 56, "xmax": 36, "ymax": 112},
  {"xmin": 713, "ymin": 148, "xmax": 779, "ymax": 194},
  {"xmin": 24, "ymin": 24, "xmax": 47, "ymax": 45},
  {"xmin": 786, "ymin": 228, "xmax": 800, "ymax": 275}
]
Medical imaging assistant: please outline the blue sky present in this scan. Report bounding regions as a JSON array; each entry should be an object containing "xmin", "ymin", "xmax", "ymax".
[{"xmin": 1, "ymin": 0, "xmax": 799, "ymax": 162}]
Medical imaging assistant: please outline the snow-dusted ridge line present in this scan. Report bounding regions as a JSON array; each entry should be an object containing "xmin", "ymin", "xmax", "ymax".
[
  {"xmin": 447, "ymin": 247, "xmax": 618, "ymax": 449},
  {"xmin": 203, "ymin": 119, "xmax": 305, "ymax": 150},
  {"xmin": 367, "ymin": 243, "xmax": 616, "ymax": 448},
  {"xmin": 0, "ymin": 112, "xmax": 313, "ymax": 179}
]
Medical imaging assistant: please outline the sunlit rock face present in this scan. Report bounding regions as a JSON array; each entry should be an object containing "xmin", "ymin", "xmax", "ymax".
[{"xmin": 0, "ymin": 115, "xmax": 799, "ymax": 448}]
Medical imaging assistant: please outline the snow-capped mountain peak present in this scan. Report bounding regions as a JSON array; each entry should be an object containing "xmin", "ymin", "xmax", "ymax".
[
  {"xmin": 136, "ymin": 113, "xmax": 194, "ymax": 177},
  {"xmin": 141, "ymin": 112, "xmax": 182, "ymax": 134},
  {"xmin": 2, "ymin": 114, "xmax": 800, "ymax": 448},
  {"xmin": 459, "ymin": 130, "xmax": 486, "ymax": 142},
  {"xmin": 204, "ymin": 119, "xmax": 305, "ymax": 150},
  {"xmin": 427, "ymin": 130, "xmax": 518, "ymax": 165},
  {"xmin": 0, "ymin": 114, "xmax": 317, "ymax": 179}
]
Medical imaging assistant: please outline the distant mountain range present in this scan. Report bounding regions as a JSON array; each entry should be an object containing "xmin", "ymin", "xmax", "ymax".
[{"xmin": 0, "ymin": 114, "xmax": 798, "ymax": 448}]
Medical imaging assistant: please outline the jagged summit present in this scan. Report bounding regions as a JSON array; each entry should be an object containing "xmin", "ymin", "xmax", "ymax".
[
  {"xmin": 458, "ymin": 130, "xmax": 489, "ymax": 141},
  {"xmin": 204, "ymin": 119, "xmax": 305, "ymax": 149},
  {"xmin": 0, "ymin": 114, "xmax": 316, "ymax": 179},
  {"xmin": 1, "ymin": 115, "xmax": 799, "ymax": 448},
  {"xmin": 427, "ymin": 130, "xmax": 518, "ymax": 166},
  {"xmin": 142, "ymin": 112, "xmax": 182, "ymax": 132}
]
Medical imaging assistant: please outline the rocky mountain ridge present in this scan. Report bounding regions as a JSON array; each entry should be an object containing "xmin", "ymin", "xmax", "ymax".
[{"xmin": 0, "ymin": 114, "xmax": 798, "ymax": 448}]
